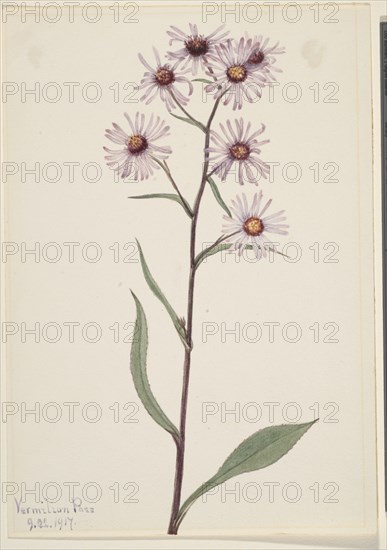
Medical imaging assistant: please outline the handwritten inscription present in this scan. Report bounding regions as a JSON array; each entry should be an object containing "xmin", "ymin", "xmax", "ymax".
[{"xmin": 15, "ymin": 497, "xmax": 95, "ymax": 532}]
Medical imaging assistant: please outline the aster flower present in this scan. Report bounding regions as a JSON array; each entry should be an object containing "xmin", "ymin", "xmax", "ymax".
[
  {"xmin": 205, "ymin": 37, "xmax": 267, "ymax": 110},
  {"xmin": 222, "ymin": 192, "xmax": 288, "ymax": 259},
  {"xmin": 207, "ymin": 118, "xmax": 270, "ymax": 184},
  {"xmin": 166, "ymin": 23, "xmax": 229, "ymax": 75},
  {"xmin": 104, "ymin": 112, "xmax": 171, "ymax": 180},
  {"xmin": 246, "ymin": 34, "xmax": 285, "ymax": 80},
  {"xmin": 138, "ymin": 48, "xmax": 193, "ymax": 112}
]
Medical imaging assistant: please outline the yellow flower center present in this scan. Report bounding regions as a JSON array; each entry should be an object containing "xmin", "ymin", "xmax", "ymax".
[
  {"xmin": 226, "ymin": 64, "xmax": 247, "ymax": 83},
  {"xmin": 243, "ymin": 216, "xmax": 264, "ymax": 236},
  {"xmin": 230, "ymin": 142, "xmax": 250, "ymax": 160},
  {"xmin": 127, "ymin": 134, "xmax": 148, "ymax": 155},
  {"xmin": 155, "ymin": 66, "xmax": 175, "ymax": 86}
]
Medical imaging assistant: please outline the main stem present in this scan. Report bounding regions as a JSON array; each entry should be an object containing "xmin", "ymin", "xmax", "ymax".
[{"xmin": 167, "ymin": 96, "xmax": 222, "ymax": 535}]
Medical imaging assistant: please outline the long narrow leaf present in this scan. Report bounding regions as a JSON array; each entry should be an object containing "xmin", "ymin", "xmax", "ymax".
[
  {"xmin": 207, "ymin": 176, "xmax": 232, "ymax": 217},
  {"xmin": 175, "ymin": 420, "xmax": 317, "ymax": 529},
  {"xmin": 195, "ymin": 243, "xmax": 232, "ymax": 269},
  {"xmin": 170, "ymin": 112, "xmax": 206, "ymax": 132},
  {"xmin": 130, "ymin": 292, "xmax": 179, "ymax": 440},
  {"xmin": 192, "ymin": 78, "xmax": 213, "ymax": 84},
  {"xmin": 195, "ymin": 242, "xmax": 289, "ymax": 268},
  {"xmin": 129, "ymin": 193, "xmax": 193, "ymax": 218},
  {"xmin": 136, "ymin": 240, "xmax": 190, "ymax": 351}
]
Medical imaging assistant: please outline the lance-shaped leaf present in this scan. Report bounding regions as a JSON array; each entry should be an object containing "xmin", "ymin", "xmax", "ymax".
[
  {"xmin": 136, "ymin": 239, "xmax": 190, "ymax": 351},
  {"xmin": 195, "ymin": 243, "xmax": 232, "ymax": 269},
  {"xmin": 175, "ymin": 420, "xmax": 317, "ymax": 529},
  {"xmin": 170, "ymin": 112, "xmax": 206, "ymax": 132},
  {"xmin": 195, "ymin": 242, "xmax": 289, "ymax": 268},
  {"xmin": 192, "ymin": 78, "xmax": 213, "ymax": 84},
  {"xmin": 130, "ymin": 292, "xmax": 179, "ymax": 440},
  {"xmin": 129, "ymin": 193, "xmax": 193, "ymax": 218},
  {"xmin": 207, "ymin": 176, "xmax": 232, "ymax": 217}
]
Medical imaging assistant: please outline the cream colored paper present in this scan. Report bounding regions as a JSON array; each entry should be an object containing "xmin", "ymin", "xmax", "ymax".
[{"xmin": 1, "ymin": 1, "xmax": 385, "ymax": 547}]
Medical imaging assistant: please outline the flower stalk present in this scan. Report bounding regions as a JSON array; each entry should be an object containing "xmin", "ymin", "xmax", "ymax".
[
  {"xmin": 169, "ymin": 89, "xmax": 206, "ymax": 132},
  {"xmin": 152, "ymin": 157, "xmax": 194, "ymax": 218},
  {"xmin": 167, "ymin": 91, "xmax": 226, "ymax": 535}
]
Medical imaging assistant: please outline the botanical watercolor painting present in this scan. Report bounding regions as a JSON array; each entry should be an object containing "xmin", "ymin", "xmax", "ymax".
[
  {"xmin": 0, "ymin": 0, "xmax": 380, "ymax": 542},
  {"xmin": 104, "ymin": 24, "xmax": 317, "ymax": 535}
]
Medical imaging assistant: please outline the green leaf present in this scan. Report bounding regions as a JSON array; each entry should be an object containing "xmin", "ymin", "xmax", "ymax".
[
  {"xmin": 207, "ymin": 176, "xmax": 232, "ymax": 217},
  {"xmin": 170, "ymin": 112, "xmax": 206, "ymax": 132},
  {"xmin": 130, "ymin": 292, "xmax": 179, "ymax": 440},
  {"xmin": 136, "ymin": 239, "xmax": 190, "ymax": 351},
  {"xmin": 129, "ymin": 193, "xmax": 193, "ymax": 218},
  {"xmin": 175, "ymin": 420, "xmax": 317, "ymax": 528},
  {"xmin": 195, "ymin": 241, "xmax": 289, "ymax": 268},
  {"xmin": 192, "ymin": 78, "xmax": 213, "ymax": 84},
  {"xmin": 195, "ymin": 243, "xmax": 232, "ymax": 269}
]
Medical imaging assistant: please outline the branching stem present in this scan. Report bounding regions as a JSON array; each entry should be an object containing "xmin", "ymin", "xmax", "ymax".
[{"xmin": 167, "ymin": 91, "xmax": 227, "ymax": 535}]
